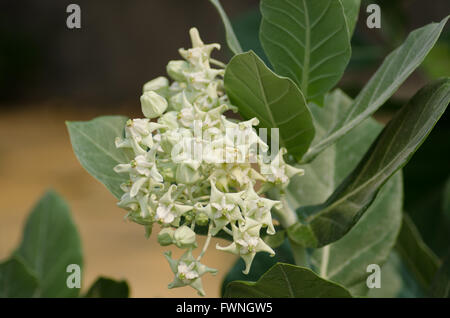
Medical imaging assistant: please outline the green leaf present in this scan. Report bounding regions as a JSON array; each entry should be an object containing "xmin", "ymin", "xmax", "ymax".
[
  {"xmin": 67, "ymin": 116, "xmax": 134, "ymax": 199},
  {"xmin": 396, "ymin": 214, "xmax": 441, "ymax": 293},
  {"xmin": 260, "ymin": 0, "xmax": 351, "ymax": 100},
  {"xmin": 340, "ymin": 0, "xmax": 361, "ymax": 37},
  {"xmin": 367, "ymin": 251, "xmax": 426, "ymax": 298},
  {"xmin": 279, "ymin": 90, "xmax": 402, "ymax": 296},
  {"xmin": 310, "ymin": 174, "xmax": 403, "ymax": 296},
  {"xmin": 0, "ymin": 258, "xmax": 38, "ymax": 298},
  {"xmin": 224, "ymin": 263, "xmax": 352, "ymax": 298},
  {"xmin": 288, "ymin": 78, "xmax": 450, "ymax": 248},
  {"xmin": 431, "ymin": 253, "xmax": 450, "ymax": 298},
  {"xmin": 303, "ymin": 16, "xmax": 449, "ymax": 162},
  {"xmin": 84, "ymin": 277, "xmax": 130, "ymax": 298},
  {"xmin": 208, "ymin": 0, "xmax": 243, "ymax": 55},
  {"xmin": 224, "ymin": 51, "xmax": 315, "ymax": 160},
  {"xmin": 13, "ymin": 191, "xmax": 83, "ymax": 297}
]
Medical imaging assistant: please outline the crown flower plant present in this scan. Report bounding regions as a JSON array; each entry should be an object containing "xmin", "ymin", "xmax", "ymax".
[
  {"xmin": 67, "ymin": 0, "xmax": 450, "ymax": 298},
  {"xmin": 109, "ymin": 27, "xmax": 301, "ymax": 295}
]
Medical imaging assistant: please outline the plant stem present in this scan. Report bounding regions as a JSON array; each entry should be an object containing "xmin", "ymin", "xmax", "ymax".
[
  {"xmin": 320, "ymin": 245, "xmax": 330, "ymax": 278},
  {"xmin": 274, "ymin": 196, "xmax": 298, "ymax": 228},
  {"xmin": 197, "ymin": 224, "xmax": 213, "ymax": 262},
  {"xmin": 276, "ymin": 196, "xmax": 309, "ymax": 268},
  {"xmin": 289, "ymin": 239, "xmax": 309, "ymax": 268}
]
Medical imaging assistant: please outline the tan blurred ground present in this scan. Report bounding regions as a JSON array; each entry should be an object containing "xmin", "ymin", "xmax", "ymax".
[{"xmin": 0, "ymin": 102, "xmax": 237, "ymax": 297}]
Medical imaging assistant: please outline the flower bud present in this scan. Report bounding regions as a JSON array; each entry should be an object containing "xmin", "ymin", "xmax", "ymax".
[
  {"xmin": 157, "ymin": 227, "xmax": 175, "ymax": 246},
  {"xmin": 173, "ymin": 225, "xmax": 197, "ymax": 248},
  {"xmin": 141, "ymin": 91, "xmax": 168, "ymax": 119},
  {"xmin": 167, "ymin": 60, "xmax": 189, "ymax": 82},
  {"xmin": 143, "ymin": 76, "xmax": 169, "ymax": 97}
]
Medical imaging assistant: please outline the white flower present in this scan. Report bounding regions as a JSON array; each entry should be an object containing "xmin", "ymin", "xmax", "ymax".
[
  {"xmin": 177, "ymin": 262, "xmax": 199, "ymax": 282},
  {"xmin": 216, "ymin": 220, "xmax": 275, "ymax": 274},
  {"xmin": 260, "ymin": 148, "xmax": 304, "ymax": 187},
  {"xmin": 211, "ymin": 196, "xmax": 235, "ymax": 218},
  {"xmin": 236, "ymin": 232, "xmax": 260, "ymax": 254},
  {"xmin": 156, "ymin": 204, "xmax": 176, "ymax": 224}
]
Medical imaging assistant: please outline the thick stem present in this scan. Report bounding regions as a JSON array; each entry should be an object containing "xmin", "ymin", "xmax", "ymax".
[
  {"xmin": 320, "ymin": 245, "xmax": 330, "ymax": 278},
  {"xmin": 275, "ymin": 196, "xmax": 298, "ymax": 228},
  {"xmin": 275, "ymin": 196, "xmax": 309, "ymax": 268},
  {"xmin": 289, "ymin": 239, "xmax": 309, "ymax": 268}
]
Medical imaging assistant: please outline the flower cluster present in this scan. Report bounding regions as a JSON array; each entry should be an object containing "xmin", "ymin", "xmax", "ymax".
[{"xmin": 113, "ymin": 28, "xmax": 304, "ymax": 295}]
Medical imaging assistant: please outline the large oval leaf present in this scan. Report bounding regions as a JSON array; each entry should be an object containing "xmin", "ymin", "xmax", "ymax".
[
  {"xmin": 224, "ymin": 263, "xmax": 352, "ymax": 298},
  {"xmin": 288, "ymin": 78, "xmax": 450, "ymax": 248},
  {"xmin": 224, "ymin": 51, "xmax": 315, "ymax": 160},
  {"xmin": 310, "ymin": 174, "xmax": 402, "ymax": 296},
  {"xmin": 67, "ymin": 116, "xmax": 134, "ymax": 199},
  {"xmin": 303, "ymin": 16, "xmax": 449, "ymax": 162},
  {"xmin": 367, "ymin": 251, "xmax": 426, "ymax": 298},
  {"xmin": 282, "ymin": 90, "xmax": 403, "ymax": 296},
  {"xmin": 260, "ymin": 0, "xmax": 351, "ymax": 100},
  {"xmin": 13, "ymin": 191, "xmax": 83, "ymax": 297}
]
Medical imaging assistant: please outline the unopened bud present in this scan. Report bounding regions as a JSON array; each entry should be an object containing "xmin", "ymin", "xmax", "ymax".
[
  {"xmin": 173, "ymin": 225, "xmax": 196, "ymax": 248},
  {"xmin": 143, "ymin": 76, "xmax": 169, "ymax": 97},
  {"xmin": 157, "ymin": 227, "xmax": 175, "ymax": 246},
  {"xmin": 141, "ymin": 91, "xmax": 168, "ymax": 119},
  {"xmin": 167, "ymin": 60, "xmax": 189, "ymax": 82}
]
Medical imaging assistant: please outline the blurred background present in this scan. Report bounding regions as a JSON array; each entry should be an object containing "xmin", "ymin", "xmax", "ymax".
[{"xmin": 0, "ymin": 0, "xmax": 449, "ymax": 297}]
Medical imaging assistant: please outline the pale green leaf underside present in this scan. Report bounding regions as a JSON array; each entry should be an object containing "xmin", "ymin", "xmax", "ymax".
[
  {"xmin": 260, "ymin": 0, "xmax": 351, "ymax": 100},
  {"xmin": 303, "ymin": 16, "xmax": 449, "ymax": 162},
  {"xmin": 208, "ymin": 0, "xmax": 243, "ymax": 55},
  {"xmin": 367, "ymin": 251, "xmax": 425, "ymax": 298},
  {"xmin": 225, "ymin": 263, "xmax": 352, "ymax": 298},
  {"xmin": 67, "ymin": 116, "xmax": 134, "ymax": 199},
  {"xmin": 289, "ymin": 78, "xmax": 450, "ymax": 248},
  {"xmin": 224, "ymin": 51, "xmax": 315, "ymax": 160},
  {"xmin": 311, "ymin": 174, "xmax": 402, "ymax": 296},
  {"xmin": 283, "ymin": 90, "xmax": 402, "ymax": 296}
]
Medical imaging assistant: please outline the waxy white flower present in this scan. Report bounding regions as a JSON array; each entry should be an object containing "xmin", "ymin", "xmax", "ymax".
[
  {"xmin": 216, "ymin": 220, "xmax": 275, "ymax": 274},
  {"xmin": 165, "ymin": 250, "xmax": 217, "ymax": 296},
  {"xmin": 157, "ymin": 191, "xmax": 192, "ymax": 225},
  {"xmin": 260, "ymin": 148, "xmax": 305, "ymax": 187}
]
